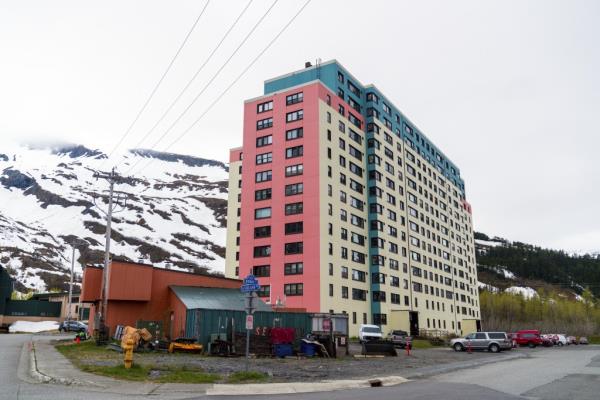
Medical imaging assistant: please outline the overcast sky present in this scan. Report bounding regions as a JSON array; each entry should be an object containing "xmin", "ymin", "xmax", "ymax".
[{"xmin": 1, "ymin": 0, "xmax": 599, "ymax": 252}]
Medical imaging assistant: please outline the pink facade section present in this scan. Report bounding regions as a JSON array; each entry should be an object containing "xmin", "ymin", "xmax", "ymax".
[
  {"xmin": 229, "ymin": 147, "xmax": 243, "ymax": 163},
  {"xmin": 236, "ymin": 82, "xmax": 364, "ymax": 312}
]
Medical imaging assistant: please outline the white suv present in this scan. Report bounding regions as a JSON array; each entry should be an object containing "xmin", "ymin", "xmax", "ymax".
[{"xmin": 358, "ymin": 324, "xmax": 383, "ymax": 343}]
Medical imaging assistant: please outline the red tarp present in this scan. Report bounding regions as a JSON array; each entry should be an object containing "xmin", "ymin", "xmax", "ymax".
[{"xmin": 270, "ymin": 327, "xmax": 295, "ymax": 344}]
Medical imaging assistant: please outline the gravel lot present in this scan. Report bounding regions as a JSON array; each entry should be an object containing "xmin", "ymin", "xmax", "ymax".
[{"xmin": 62, "ymin": 340, "xmax": 520, "ymax": 382}]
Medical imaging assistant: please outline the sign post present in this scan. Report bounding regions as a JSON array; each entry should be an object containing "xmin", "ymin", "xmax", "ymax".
[{"xmin": 241, "ymin": 274, "xmax": 260, "ymax": 370}]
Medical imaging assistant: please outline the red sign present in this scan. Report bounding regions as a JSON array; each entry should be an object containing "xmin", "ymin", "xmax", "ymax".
[{"xmin": 245, "ymin": 315, "xmax": 254, "ymax": 330}]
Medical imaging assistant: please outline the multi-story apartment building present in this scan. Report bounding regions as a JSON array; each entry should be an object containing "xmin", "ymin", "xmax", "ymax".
[{"xmin": 225, "ymin": 60, "xmax": 480, "ymax": 336}]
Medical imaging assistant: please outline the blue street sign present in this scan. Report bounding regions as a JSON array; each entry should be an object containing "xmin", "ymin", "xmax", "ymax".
[{"xmin": 241, "ymin": 274, "xmax": 261, "ymax": 293}]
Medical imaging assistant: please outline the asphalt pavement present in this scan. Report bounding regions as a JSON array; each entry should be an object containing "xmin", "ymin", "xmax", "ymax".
[{"xmin": 2, "ymin": 333, "xmax": 599, "ymax": 400}]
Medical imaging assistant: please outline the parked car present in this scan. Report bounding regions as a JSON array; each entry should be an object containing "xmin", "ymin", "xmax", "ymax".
[
  {"xmin": 555, "ymin": 334, "xmax": 568, "ymax": 346},
  {"xmin": 514, "ymin": 330, "xmax": 543, "ymax": 348},
  {"xmin": 450, "ymin": 332, "xmax": 512, "ymax": 353},
  {"xmin": 386, "ymin": 330, "xmax": 410, "ymax": 348},
  {"xmin": 358, "ymin": 324, "xmax": 383, "ymax": 343},
  {"xmin": 540, "ymin": 335, "xmax": 554, "ymax": 347},
  {"xmin": 58, "ymin": 320, "xmax": 88, "ymax": 333},
  {"xmin": 567, "ymin": 336, "xmax": 577, "ymax": 345},
  {"xmin": 579, "ymin": 337, "xmax": 589, "ymax": 345}
]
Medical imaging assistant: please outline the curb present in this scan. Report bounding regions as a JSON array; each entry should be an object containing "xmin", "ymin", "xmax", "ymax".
[
  {"xmin": 206, "ymin": 375, "xmax": 409, "ymax": 396},
  {"xmin": 28, "ymin": 341, "xmax": 102, "ymax": 387}
]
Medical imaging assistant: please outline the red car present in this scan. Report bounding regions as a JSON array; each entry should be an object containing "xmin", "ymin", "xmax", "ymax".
[{"xmin": 514, "ymin": 330, "xmax": 543, "ymax": 348}]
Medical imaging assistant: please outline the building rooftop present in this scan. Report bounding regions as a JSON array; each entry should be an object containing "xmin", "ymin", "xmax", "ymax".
[
  {"xmin": 170, "ymin": 286, "xmax": 272, "ymax": 312},
  {"xmin": 263, "ymin": 60, "xmax": 466, "ymax": 194}
]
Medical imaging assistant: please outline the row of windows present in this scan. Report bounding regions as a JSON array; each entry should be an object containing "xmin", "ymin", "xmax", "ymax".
[
  {"xmin": 253, "ymin": 241, "xmax": 303, "ymax": 257},
  {"xmin": 255, "ymin": 283, "xmax": 303, "ymax": 298},
  {"xmin": 252, "ymin": 262, "xmax": 304, "ymax": 277},
  {"xmin": 256, "ymin": 109, "xmax": 303, "ymax": 130},
  {"xmin": 256, "ymin": 92, "xmax": 303, "ymax": 115}
]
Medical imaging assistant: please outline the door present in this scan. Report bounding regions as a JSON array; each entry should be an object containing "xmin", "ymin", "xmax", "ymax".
[
  {"xmin": 409, "ymin": 311, "xmax": 419, "ymax": 337},
  {"xmin": 474, "ymin": 332, "xmax": 488, "ymax": 349}
]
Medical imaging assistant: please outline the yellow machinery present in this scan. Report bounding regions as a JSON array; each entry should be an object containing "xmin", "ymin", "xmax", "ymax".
[{"xmin": 168, "ymin": 337, "xmax": 203, "ymax": 354}]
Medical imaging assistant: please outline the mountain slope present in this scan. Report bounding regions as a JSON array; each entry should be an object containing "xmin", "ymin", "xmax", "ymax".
[
  {"xmin": 475, "ymin": 232, "xmax": 600, "ymax": 299},
  {"xmin": 0, "ymin": 143, "xmax": 229, "ymax": 292}
]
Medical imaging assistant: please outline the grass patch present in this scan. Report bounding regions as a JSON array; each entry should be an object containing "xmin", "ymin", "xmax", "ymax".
[
  {"xmin": 157, "ymin": 369, "xmax": 220, "ymax": 384},
  {"xmin": 226, "ymin": 371, "xmax": 268, "ymax": 383},
  {"xmin": 588, "ymin": 336, "xmax": 600, "ymax": 344},
  {"xmin": 410, "ymin": 339, "xmax": 435, "ymax": 349},
  {"xmin": 55, "ymin": 341, "xmax": 220, "ymax": 383},
  {"xmin": 81, "ymin": 364, "xmax": 150, "ymax": 381}
]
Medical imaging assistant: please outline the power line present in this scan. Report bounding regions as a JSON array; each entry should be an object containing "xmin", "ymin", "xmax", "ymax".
[
  {"xmin": 99, "ymin": 0, "xmax": 211, "ymax": 169},
  {"xmin": 124, "ymin": 0, "xmax": 280, "ymax": 175},
  {"xmin": 115, "ymin": 0, "xmax": 255, "ymax": 169},
  {"xmin": 130, "ymin": 0, "xmax": 313, "ymax": 176}
]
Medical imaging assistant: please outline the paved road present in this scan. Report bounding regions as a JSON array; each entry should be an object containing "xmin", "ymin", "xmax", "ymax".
[
  {"xmin": 0, "ymin": 334, "xmax": 134, "ymax": 400},
  {"xmin": 2, "ymin": 333, "xmax": 599, "ymax": 400},
  {"xmin": 434, "ymin": 346, "xmax": 600, "ymax": 400}
]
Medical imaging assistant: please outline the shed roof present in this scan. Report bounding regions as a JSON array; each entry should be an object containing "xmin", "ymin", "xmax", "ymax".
[{"xmin": 170, "ymin": 286, "xmax": 272, "ymax": 312}]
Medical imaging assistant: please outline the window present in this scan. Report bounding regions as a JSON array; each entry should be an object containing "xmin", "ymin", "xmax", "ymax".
[
  {"xmin": 341, "ymin": 266, "xmax": 349, "ymax": 279},
  {"xmin": 256, "ymin": 152, "xmax": 272, "ymax": 164},
  {"xmin": 284, "ymin": 283, "xmax": 303, "ymax": 296},
  {"xmin": 285, "ymin": 164, "xmax": 303, "ymax": 177},
  {"xmin": 352, "ymin": 269, "xmax": 366, "ymax": 282},
  {"xmin": 350, "ymin": 232, "xmax": 365, "ymax": 246},
  {"xmin": 382, "ymin": 102, "xmax": 391, "ymax": 115},
  {"xmin": 352, "ymin": 251, "xmax": 365, "ymax": 264},
  {"xmin": 257, "ymin": 118, "xmax": 273, "ymax": 130},
  {"xmin": 254, "ymin": 207, "xmax": 271, "ymax": 219},
  {"xmin": 349, "ymin": 162, "xmax": 363, "ymax": 177},
  {"xmin": 366, "ymin": 92, "xmax": 379, "ymax": 103},
  {"xmin": 350, "ymin": 197, "xmax": 363, "ymax": 211},
  {"xmin": 285, "ymin": 202, "xmax": 303, "ymax": 215},
  {"xmin": 284, "ymin": 242, "xmax": 303, "ymax": 254},
  {"xmin": 286, "ymin": 92, "xmax": 303, "ymax": 105},
  {"xmin": 413, "ymin": 282, "xmax": 423, "ymax": 292},
  {"xmin": 286, "ymin": 145, "xmax": 303, "ymax": 159},
  {"xmin": 352, "ymin": 288, "xmax": 367, "ymax": 301},
  {"xmin": 285, "ymin": 221, "xmax": 303, "ymax": 234},
  {"xmin": 253, "ymin": 265, "xmax": 270, "ymax": 277},
  {"xmin": 284, "ymin": 262, "xmax": 303, "ymax": 275},
  {"xmin": 347, "ymin": 80, "xmax": 361, "ymax": 97},
  {"xmin": 373, "ymin": 313, "xmax": 387, "ymax": 325},
  {"xmin": 285, "ymin": 182, "xmax": 303, "ymax": 196},
  {"xmin": 348, "ymin": 112, "xmax": 361, "ymax": 128},
  {"xmin": 391, "ymin": 293, "xmax": 400, "ymax": 304},
  {"xmin": 348, "ymin": 129, "xmax": 362, "ymax": 145},
  {"xmin": 342, "ymin": 286, "xmax": 348, "ymax": 299},
  {"xmin": 256, "ymin": 135, "xmax": 272, "ymax": 147},
  {"xmin": 286, "ymin": 127, "xmax": 303, "ymax": 140},
  {"xmin": 254, "ymin": 226, "xmax": 271, "ymax": 238},
  {"xmin": 255, "ymin": 188, "xmax": 271, "ymax": 201},
  {"xmin": 373, "ymin": 291, "xmax": 386, "ymax": 302},
  {"xmin": 255, "ymin": 170, "xmax": 272, "ymax": 182},
  {"xmin": 257, "ymin": 285, "xmax": 270, "ymax": 297},
  {"xmin": 286, "ymin": 110, "xmax": 303, "ymax": 122},
  {"xmin": 257, "ymin": 101, "xmax": 273, "ymax": 113},
  {"xmin": 253, "ymin": 245, "xmax": 271, "ymax": 257},
  {"xmin": 348, "ymin": 145, "xmax": 363, "ymax": 160}
]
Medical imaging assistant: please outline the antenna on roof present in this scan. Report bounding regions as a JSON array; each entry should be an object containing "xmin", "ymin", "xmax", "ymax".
[{"xmin": 316, "ymin": 58, "xmax": 321, "ymax": 79}]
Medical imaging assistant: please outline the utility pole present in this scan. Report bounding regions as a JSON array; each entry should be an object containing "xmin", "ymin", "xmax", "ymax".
[{"xmin": 93, "ymin": 168, "xmax": 127, "ymax": 343}]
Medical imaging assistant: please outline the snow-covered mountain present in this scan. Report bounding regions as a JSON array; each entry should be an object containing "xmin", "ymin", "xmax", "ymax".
[{"xmin": 0, "ymin": 143, "xmax": 229, "ymax": 292}]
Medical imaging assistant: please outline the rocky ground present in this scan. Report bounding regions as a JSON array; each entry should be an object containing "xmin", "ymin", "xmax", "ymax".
[{"xmin": 57, "ymin": 340, "xmax": 518, "ymax": 382}]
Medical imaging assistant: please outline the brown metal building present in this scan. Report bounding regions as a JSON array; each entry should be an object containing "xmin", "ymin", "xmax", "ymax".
[{"xmin": 81, "ymin": 260, "xmax": 241, "ymax": 338}]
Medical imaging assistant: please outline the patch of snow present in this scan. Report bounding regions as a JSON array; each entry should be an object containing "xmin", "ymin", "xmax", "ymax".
[
  {"xmin": 475, "ymin": 239, "xmax": 504, "ymax": 247},
  {"xmin": 9, "ymin": 320, "xmax": 59, "ymax": 333},
  {"xmin": 505, "ymin": 286, "xmax": 538, "ymax": 299},
  {"xmin": 478, "ymin": 281, "xmax": 499, "ymax": 293}
]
